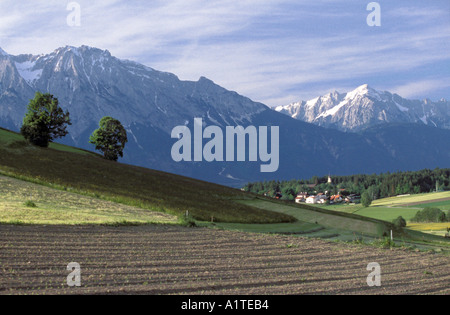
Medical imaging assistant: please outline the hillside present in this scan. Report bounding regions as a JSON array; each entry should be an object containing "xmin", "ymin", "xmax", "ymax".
[
  {"xmin": 0, "ymin": 127, "xmax": 404, "ymax": 235},
  {"xmin": 2, "ymin": 126, "xmax": 449, "ymax": 254},
  {"xmin": 0, "ymin": 175, "xmax": 178, "ymax": 225},
  {"xmin": 0, "ymin": 127, "xmax": 294, "ymax": 224}
]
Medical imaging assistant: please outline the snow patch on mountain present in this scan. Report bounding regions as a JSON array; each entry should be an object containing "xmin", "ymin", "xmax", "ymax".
[
  {"xmin": 14, "ymin": 60, "xmax": 43, "ymax": 85},
  {"xmin": 306, "ymin": 97, "xmax": 320, "ymax": 108},
  {"xmin": 419, "ymin": 115, "xmax": 428, "ymax": 125},
  {"xmin": 395, "ymin": 101, "xmax": 409, "ymax": 113},
  {"xmin": 345, "ymin": 84, "xmax": 382, "ymax": 102},
  {"xmin": 317, "ymin": 100, "xmax": 347, "ymax": 118}
]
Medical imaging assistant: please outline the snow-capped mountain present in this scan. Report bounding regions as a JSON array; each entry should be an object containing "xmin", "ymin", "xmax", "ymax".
[
  {"xmin": 2, "ymin": 46, "xmax": 266, "ymax": 140},
  {"xmin": 1, "ymin": 46, "xmax": 450, "ymax": 185},
  {"xmin": 0, "ymin": 45, "xmax": 277, "ymax": 184},
  {"xmin": 275, "ymin": 84, "xmax": 450, "ymax": 132}
]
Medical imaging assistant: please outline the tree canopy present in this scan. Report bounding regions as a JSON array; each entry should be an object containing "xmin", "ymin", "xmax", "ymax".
[
  {"xmin": 361, "ymin": 191, "xmax": 373, "ymax": 207},
  {"xmin": 89, "ymin": 116, "xmax": 128, "ymax": 161},
  {"xmin": 411, "ymin": 208, "xmax": 447, "ymax": 223},
  {"xmin": 20, "ymin": 92, "xmax": 71, "ymax": 147}
]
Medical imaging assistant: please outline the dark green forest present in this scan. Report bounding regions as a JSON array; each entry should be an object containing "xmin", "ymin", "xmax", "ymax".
[{"xmin": 244, "ymin": 168, "xmax": 450, "ymax": 201}]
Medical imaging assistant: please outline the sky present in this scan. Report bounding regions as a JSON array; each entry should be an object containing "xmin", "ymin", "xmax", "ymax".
[{"xmin": 0, "ymin": 0, "xmax": 449, "ymax": 107}]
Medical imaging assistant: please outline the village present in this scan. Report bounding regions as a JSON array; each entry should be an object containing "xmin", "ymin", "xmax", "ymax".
[
  {"xmin": 294, "ymin": 192, "xmax": 361, "ymax": 205},
  {"xmin": 267, "ymin": 176, "xmax": 362, "ymax": 205}
]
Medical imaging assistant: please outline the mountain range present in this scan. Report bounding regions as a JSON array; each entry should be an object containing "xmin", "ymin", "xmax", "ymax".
[
  {"xmin": 0, "ymin": 45, "xmax": 449, "ymax": 186},
  {"xmin": 275, "ymin": 84, "xmax": 450, "ymax": 132}
]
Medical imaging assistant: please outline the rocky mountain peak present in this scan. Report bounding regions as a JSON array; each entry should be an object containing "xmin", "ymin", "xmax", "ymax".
[{"xmin": 275, "ymin": 85, "xmax": 450, "ymax": 132}]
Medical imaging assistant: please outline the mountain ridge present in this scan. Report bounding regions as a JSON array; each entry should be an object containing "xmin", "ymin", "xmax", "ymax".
[
  {"xmin": 1, "ymin": 45, "xmax": 449, "ymax": 186},
  {"xmin": 275, "ymin": 84, "xmax": 450, "ymax": 132}
]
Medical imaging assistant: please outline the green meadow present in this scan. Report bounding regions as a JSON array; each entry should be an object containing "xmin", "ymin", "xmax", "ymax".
[
  {"xmin": 353, "ymin": 207, "xmax": 420, "ymax": 222},
  {"xmin": 371, "ymin": 191, "xmax": 450, "ymax": 207},
  {"xmin": 0, "ymin": 175, "xmax": 178, "ymax": 225},
  {"xmin": 315, "ymin": 192, "xmax": 450, "ymax": 240}
]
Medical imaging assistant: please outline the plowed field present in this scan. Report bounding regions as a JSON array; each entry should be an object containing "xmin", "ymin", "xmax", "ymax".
[{"xmin": 1, "ymin": 225, "xmax": 449, "ymax": 295}]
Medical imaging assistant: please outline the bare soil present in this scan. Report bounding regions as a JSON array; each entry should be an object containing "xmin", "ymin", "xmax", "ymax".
[{"xmin": 0, "ymin": 224, "xmax": 448, "ymax": 295}]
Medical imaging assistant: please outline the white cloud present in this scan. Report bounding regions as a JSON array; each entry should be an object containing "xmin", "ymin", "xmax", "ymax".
[
  {"xmin": 0, "ymin": 0, "xmax": 449, "ymax": 106},
  {"xmin": 156, "ymin": 23, "xmax": 450, "ymax": 105},
  {"xmin": 388, "ymin": 6, "xmax": 447, "ymax": 19},
  {"xmin": 391, "ymin": 80, "xmax": 450, "ymax": 99}
]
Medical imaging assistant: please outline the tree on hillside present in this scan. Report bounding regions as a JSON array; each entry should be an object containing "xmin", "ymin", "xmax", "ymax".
[
  {"xmin": 392, "ymin": 216, "xmax": 407, "ymax": 228},
  {"xmin": 361, "ymin": 191, "xmax": 373, "ymax": 207},
  {"xmin": 411, "ymin": 207, "xmax": 446, "ymax": 223},
  {"xmin": 89, "ymin": 116, "xmax": 128, "ymax": 161},
  {"xmin": 20, "ymin": 92, "xmax": 71, "ymax": 147}
]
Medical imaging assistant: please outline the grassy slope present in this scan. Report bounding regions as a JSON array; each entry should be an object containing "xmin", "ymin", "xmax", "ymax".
[
  {"xmin": 241, "ymin": 199, "xmax": 391, "ymax": 236},
  {"xmin": 200, "ymin": 198, "xmax": 447, "ymax": 253},
  {"xmin": 315, "ymin": 193, "xmax": 450, "ymax": 224},
  {"xmin": 248, "ymin": 198, "xmax": 450, "ymax": 252},
  {"xmin": 203, "ymin": 198, "xmax": 397, "ymax": 241},
  {"xmin": 372, "ymin": 191, "xmax": 450, "ymax": 207},
  {"xmin": 309, "ymin": 193, "xmax": 450, "ymax": 250},
  {"xmin": 354, "ymin": 207, "xmax": 420, "ymax": 222},
  {"xmin": 0, "ymin": 175, "xmax": 178, "ymax": 225},
  {"xmin": 351, "ymin": 193, "xmax": 450, "ymax": 230},
  {"xmin": 0, "ymin": 127, "xmax": 97, "ymax": 156},
  {"xmin": 0, "ymin": 128, "xmax": 294, "ymax": 224}
]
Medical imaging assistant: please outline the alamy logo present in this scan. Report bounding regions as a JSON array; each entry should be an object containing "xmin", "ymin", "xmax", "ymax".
[
  {"xmin": 171, "ymin": 118, "xmax": 280, "ymax": 173},
  {"xmin": 367, "ymin": 2, "xmax": 381, "ymax": 27},
  {"xmin": 67, "ymin": 262, "xmax": 81, "ymax": 287},
  {"xmin": 67, "ymin": 2, "xmax": 81, "ymax": 27},
  {"xmin": 366, "ymin": 262, "xmax": 381, "ymax": 287}
]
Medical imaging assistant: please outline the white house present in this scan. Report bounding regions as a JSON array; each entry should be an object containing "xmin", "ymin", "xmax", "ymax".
[
  {"xmin": 318, "ymin": 194, "xmax": 328, "ymax": 203},
  {"xmin": 306, "ymin": 196, "xmax": 320, "ymax": 204},
  {"xmin": 295, "ymin": 192, "xmax": 309, "ymax": 203}
]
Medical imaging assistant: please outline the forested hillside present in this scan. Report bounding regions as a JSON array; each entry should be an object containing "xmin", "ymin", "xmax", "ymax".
[{"xmin": 244, "ymin": 168, "xmax": 450, "ymax": 200}]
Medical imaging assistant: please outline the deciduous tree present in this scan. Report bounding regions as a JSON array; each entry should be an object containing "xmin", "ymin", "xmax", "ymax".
[
  {"xmin": 361, "ymin": 191, "xmax": 373, "ymax": 207},
  {"xmin": 20, "ymin": 92, "xmax": 71, "ymax": 147},
  {"xmin": 89, "ymin": 117, "xmax": 128, "ymax": 161}
]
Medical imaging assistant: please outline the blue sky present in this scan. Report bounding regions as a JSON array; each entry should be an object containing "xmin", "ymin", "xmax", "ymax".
[{"xmin": 0, "ymin": 0, "xmax": 449, "ymax": 107}]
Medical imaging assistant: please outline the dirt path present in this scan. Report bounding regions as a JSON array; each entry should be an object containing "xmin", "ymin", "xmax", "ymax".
[{"xmin": 0, "ymin": 225, "xmax": 449, "ymax": 295}]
